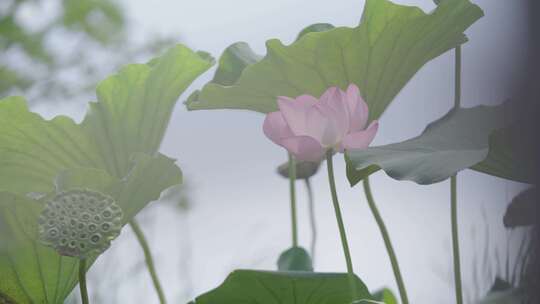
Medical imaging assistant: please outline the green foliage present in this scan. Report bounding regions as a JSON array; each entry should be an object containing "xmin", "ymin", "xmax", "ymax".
[
  {"xmin": 277, "ymin": 247, "xmax": 313, "ymax": 271},
  {"xmin": 0, "ymin": 67, "xmax": 32, "ymax": 93},
  {"xmin": 0, "ymin": 0, "xmax": 124, "ymax": 97},
  {"xmin": 61, "ymin": 0, "xmax": 125, "ymax": 44},
  {"xmin": 0, "ymin": 44, "xmax": 212, "ymax": 303},
  {"xmin": 186, "ymin": 0, "xmax": 483, "ymax": 120},
  {"xmin": 0, "ymin": 0, "xmax": 178, "ymax": 105},
  {"xmin": 346, "ymin": 103, "xmax": 509, "ymax": 186},
  {"xmin": 191, "ymin": 270, "xmax": 372, "ymax": 304},
  {"xmin": 0, "ymin": 14, "xmax": 52, "ymax": 64}
]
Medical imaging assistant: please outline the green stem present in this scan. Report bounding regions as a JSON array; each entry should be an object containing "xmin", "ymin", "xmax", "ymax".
[
  {"xmin": 451, "ymin": 45, "xmax": 463, "ymax": 304},
  {"xmin": 363, "ymin": 177, "xmax": 409, "ymax": 304},
  {"xmin": 304, "ymin": 178, "xmax": 317, "ymax": 264},
  {"xmin": 451, "ymin": 176, "xmax": 463, "ymax": 304},
  {"xmin": 325, "ymin": 151, "xmax": 359, "ymax": 300},
  {"xmin": 130, "ymin": 220, "xmax": 167, "ymax": 304},
  {"xmin": 288, "ymin": 153, "xmax": 298, "ymax": 247},
  {"xmin": 79, "ymin": 259, "xmax": 89, "ymax": 304}
]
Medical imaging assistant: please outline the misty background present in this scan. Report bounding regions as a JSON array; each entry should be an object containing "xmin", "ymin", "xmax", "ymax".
[{"xmin": 4, "ymin": 0, "xmax": 532, "ymax": 303}]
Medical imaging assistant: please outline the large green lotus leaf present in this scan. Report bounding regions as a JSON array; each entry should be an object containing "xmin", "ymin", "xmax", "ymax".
[
  {"xmin": 296, "ymin": 23, "xmax": 335, "ymax": 41},
  {"xmin": 116, "ymin": 153, "xmax": 183, "ymax": 222},
  {"xmin": 207, "ymin": 24, "xmax": 336, "ymax": 90},
  {"xmin": 471, "ymin": 126, "xmax": 535, "ymax": 183},
  {"xmin": 0, "ymin": 45, "xmax": 209, "ymax": 194},
  {"xmin": 211, "ymin": 42, "xmax": 262, "ymax": 87},
  {"xmin": 0, "ymin": 96, "xmax": 105, "ymax": 195},
  {"xmin": 191, "ymin": 270, "xmax": 372, "ymax": 304},
  {"xmin": 346, "ymin": 103, "xmax": 509, "ymax": 186},
  {"xmin": 0, "ymin": 153, "xmax": 181, "ymax": 304},
  {"xmin": 83, "ymin": 44, "xmax": 213, "ymax": 178},
  {"xmin": 186, "ymin": 0, "xmax": 483, "ymax": 119}
]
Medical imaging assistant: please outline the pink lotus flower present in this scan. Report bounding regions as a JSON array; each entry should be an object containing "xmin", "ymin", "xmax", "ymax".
[{"xmin": 263, "ymin": 84, "xmax": 378, "ymax": 162}]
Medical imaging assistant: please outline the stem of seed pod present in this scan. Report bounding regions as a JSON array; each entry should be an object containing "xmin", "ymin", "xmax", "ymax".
[
  {"xmin": 288, "ymin": 153, "xmax": 299, "ymax": 248},
  {"xmin": 325, "ymin": 151, "xmax": 359, "ymax": 301},
  {"xmin": 79, "ymin": 259, "xmax": 89, "ymax": 304},
  {"xmin": 130, "ymin": 220, "xmax": 167, "ymax": 304}
]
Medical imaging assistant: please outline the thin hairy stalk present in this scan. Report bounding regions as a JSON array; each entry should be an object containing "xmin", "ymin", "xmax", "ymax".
[
  {"xmin": 130, "ymin": 220, "xmax": 167, "ymax": 304},
  {"xmin": 451, "ymin": 176, "xmax": 463, "ymax": 304},
  {"xmin": 454, "ymin": 46, "xmax": 462, "ymax": 108},
  {"xmin": 288, "ymin": 153, "xmax": 299, "ymax": 247},
  {"xmin": 363, "ymin": 177, "xmax": 409, "ymax": 304},
  {"xmin": 451, "ymin": 45, "xmax": 464, "ymax": 304},
  {"xmin": 326, "ymin": 151, "xmax": 359, "ymax": 300},
  {"xmin": 79, "ymin": 259, "xmax": 89, "ymax": 304},
  {"xmin": 304, "ymin": 178, "xmax": 317, "ymax": 263}
]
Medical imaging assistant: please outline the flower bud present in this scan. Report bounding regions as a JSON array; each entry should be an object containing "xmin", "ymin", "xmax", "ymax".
[
  {"xmin": 277, "ymin": 161, "xmax": 321, "ymax": 180},
  {"xmin": 38, "ymin": 189, "xmax": 123, "ymax": 259}
]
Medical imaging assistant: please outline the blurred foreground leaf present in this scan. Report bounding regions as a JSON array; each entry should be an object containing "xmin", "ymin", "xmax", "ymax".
[
  {"xmin": 0, "ymin": 43, "xmax": 208, "ymax": 303},
  {"xmin": 191, "ymin": 270, "xmax": 372, "ymax": 304}
]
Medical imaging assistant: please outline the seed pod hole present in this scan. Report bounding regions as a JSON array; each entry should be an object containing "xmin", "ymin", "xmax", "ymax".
[
  {"xmin": 48, "ymin": 228, "xmax": 59, "ymax": 238},
  {"xmin": 102, "ymin": 210, "xmax": 112, "ymax": 218},
  {"xmin": 101, "ymin": 223, "xmax": 110, "ymax": 231},
  {"xmin": 90, "ymin": 234, "xmax": 101, "ymax": 244}
]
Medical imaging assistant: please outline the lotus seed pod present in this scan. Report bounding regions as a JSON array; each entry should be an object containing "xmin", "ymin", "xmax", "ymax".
[{"xmin": 38, "ymin": 189, "xmax": 123, "ymax": 259}]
